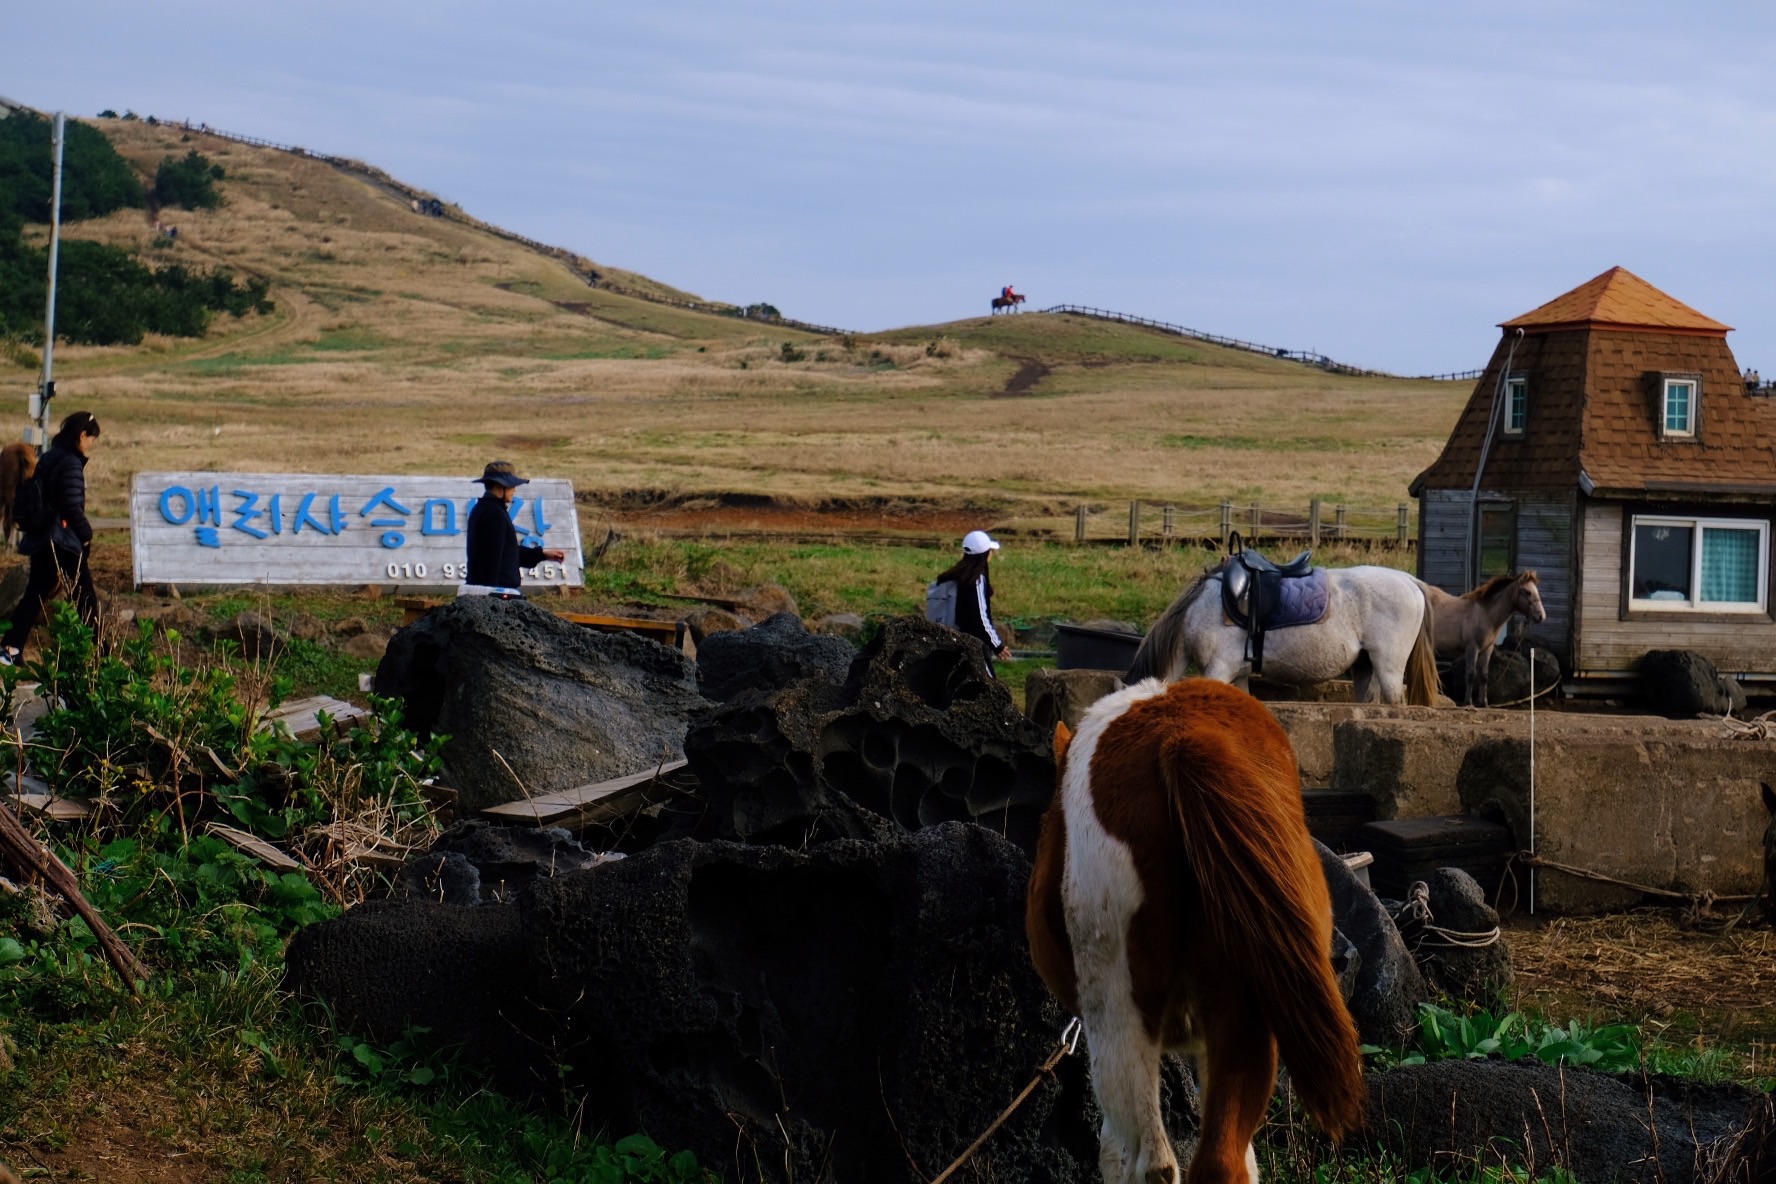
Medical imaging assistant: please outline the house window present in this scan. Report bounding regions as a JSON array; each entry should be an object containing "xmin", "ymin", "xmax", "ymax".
[
  {"xmin": 1662, "ymin": 378, "xmax": 1696, "ymax": 437},
  {"xmin": 1504, "ymin": 377, "xmax": 1526, "ymax": 435},
  {"xmin": 1629, "ymin": 515, "xmax": 1768, "ymax": 611},
  {"xmin": 1477, "ymin": 502, "xmax": 1516, "ymax": 579}
]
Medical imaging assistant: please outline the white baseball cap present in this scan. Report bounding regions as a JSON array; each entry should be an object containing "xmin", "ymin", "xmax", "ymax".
[{"xmin": 962, "ymin": 530, "xmax": 1001, "ymax": 555}]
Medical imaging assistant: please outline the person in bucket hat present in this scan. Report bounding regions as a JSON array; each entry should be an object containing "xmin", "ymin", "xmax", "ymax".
[
  {"xmin": 933, "ymin": 529, "xmax": 1010, "ymax": 673},
  {"xmin": 463, "ymin": 461, "xmax": 565, "ymax": 596}
]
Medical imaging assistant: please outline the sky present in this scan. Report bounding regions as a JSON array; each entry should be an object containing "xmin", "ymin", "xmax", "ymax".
[{"xmin": 9, "ymin": 1, "xmax": 1776, "ymax": 374}]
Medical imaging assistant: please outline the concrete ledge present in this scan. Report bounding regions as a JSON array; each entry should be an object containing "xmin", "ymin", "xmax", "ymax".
[{"xmin": 1270, "ymin": 703, "xmax": 1776, "ymax": 913}]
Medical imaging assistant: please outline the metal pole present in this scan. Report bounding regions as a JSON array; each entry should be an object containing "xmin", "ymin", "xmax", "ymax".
[{"xmin": 34, "ymin": 112, "xmax": 65, "ymax": 448}]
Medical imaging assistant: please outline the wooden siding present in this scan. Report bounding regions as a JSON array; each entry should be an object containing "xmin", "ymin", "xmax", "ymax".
[
  {"xmin": 1575, "ymin": 499, "xmax": 1776, "ymax": 676},
  {"xmin": 1418, "ymin": 488, "xmax": 1576, "ymax": 661}
]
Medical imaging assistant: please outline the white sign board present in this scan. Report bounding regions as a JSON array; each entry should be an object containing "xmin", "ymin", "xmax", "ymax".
[{"xmin": 130, "ymin": 472, "xmax": 584, "ymax": 588}]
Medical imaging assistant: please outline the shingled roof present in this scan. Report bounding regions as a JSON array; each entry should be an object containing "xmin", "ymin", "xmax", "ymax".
[
  {"xmin": 1413, "ymin": 271, "xmax": 1776, "ymax": 496},
  {"xmin": 1500, "ymin": 266, "xmax": 1731, "ymax": 335}
]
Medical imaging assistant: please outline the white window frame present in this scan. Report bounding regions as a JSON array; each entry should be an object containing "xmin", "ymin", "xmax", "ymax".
[
  {"xmin": 1661, "ymin": 377, "xmax": 1696, "ymax": 437},
  {"xmin": 1628, "ymin": 514, "xmax": 1769, "ymax": 613},
  {"xmin": 1503, "ymin": 377, "xmax": 1526, "ymax": 435}
]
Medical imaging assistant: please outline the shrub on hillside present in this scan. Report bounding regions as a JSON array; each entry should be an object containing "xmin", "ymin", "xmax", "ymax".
[
  {"xmin": 0, "ymin": 110, "xmax": 146, "ymax": 222},
  {"xmin": 0, "ymin": 219, "xmax": 272, "ymax": 345},
  {"xmin": 154, "ymin": 149, "xmax": 224, "ymax": 211}
]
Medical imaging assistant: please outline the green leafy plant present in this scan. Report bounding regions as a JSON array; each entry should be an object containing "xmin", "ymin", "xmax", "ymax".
[{"xmin": 1368, "ymin": 1004, "xmax": 1641, "ymax": 1074}]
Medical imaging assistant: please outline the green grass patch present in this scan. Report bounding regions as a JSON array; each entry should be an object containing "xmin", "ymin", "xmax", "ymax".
[
  {"xmin": 585, "ymin": 535, "xmax": 1412, "ymax": 627},
  {"xmin": 308, "ymin": 326, "xmax": 386, "ymax": 352}
]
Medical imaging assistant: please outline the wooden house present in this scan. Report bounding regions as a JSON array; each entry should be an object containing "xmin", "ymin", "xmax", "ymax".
[{"xmin": 1411, "ymin": 267, "xmax": 1776, "ymax": 688}]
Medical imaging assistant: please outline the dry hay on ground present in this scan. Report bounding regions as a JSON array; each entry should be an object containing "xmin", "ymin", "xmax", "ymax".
[{"xmin": 1508, "ymin": 909, "xmax": 1776, "ymax": 1051}]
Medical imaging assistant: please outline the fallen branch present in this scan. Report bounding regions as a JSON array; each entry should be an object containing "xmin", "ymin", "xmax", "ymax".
[{"xmin": 0, "ymin": 798, "xmax": 149, "ymax": 991}]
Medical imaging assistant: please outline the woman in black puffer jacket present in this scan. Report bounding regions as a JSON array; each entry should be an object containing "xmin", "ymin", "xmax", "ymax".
[{"xmin": 3, "ymin": 411, "xmax": 101, "ymax": 662}]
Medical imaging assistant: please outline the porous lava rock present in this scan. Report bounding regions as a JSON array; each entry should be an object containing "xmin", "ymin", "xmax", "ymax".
[
  {"xmin": 1316, "ymin": 841, "xmax": 1427, "ymax": 1048},
  {"xmin": 680, "ymin": 614, "xmax": 1055, "ymax": 855},
  {"xmin": 374, "ymin": 596, "xmax": 705, "ymax": 813},
  {"xmin": 288, "ymin": 823, "xmax": 1200, "ymax": 1183},
  {"xmin": 410, "ymin": 823, "xmax": 610, "ymax": 908},
  {"xmin": 1365, "ymin": 1059, "xmax": 1776, "ymax": 1184},
  {"xmin": 695, "ymin": 611, "xmax": 855, "ymax": 702},
  {"xmin": 1024, "ymin": 667, "xmax": 1124, "ymax": 735},
  {"xmin": 1409, "ymin": 868, "xmax": 1512, "ymax": 1012},
  {"xmin": 285, "ymin": 897, "xmax": 539, "ymax": 1084},
  {"xmin": 1641, "ymin": 649, "xmax": 1744, "ymax": 718},
  {"xmin": 1483, "ymin": 647, "xmax": 1562, "ymax": 706}
]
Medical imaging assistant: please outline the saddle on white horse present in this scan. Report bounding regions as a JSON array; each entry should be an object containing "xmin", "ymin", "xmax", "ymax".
[{"xmin": 1220, "ymin": 533, "xmax": 1329, "ymax": 674}]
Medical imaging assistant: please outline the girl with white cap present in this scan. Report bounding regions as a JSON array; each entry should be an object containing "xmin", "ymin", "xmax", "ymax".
[{"xmin": 935, "ymin": 529, "xmax": 1011, "ymax": 673}]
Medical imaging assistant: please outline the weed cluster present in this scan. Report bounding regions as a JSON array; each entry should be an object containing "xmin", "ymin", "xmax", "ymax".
[{"xmin": 0, "ymin": 605, "xmax": 715, "ymax": 1180}]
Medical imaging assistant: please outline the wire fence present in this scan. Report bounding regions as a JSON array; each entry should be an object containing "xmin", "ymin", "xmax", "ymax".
[
  {"xmin": 1070, "ymin": 498, "xmax": 1415, "ymax": 548},
  {"xmin": 1040, "ymin": 305, "xmax": 1483, "ymax": 383}
]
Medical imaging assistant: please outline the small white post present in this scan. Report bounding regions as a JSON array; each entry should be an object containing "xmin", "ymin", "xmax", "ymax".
[{"xmin": 1528, "ymin": 645, "xmax": 1537, "ymax": 915}]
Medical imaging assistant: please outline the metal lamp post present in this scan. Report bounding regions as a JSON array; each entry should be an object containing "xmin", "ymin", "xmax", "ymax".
[{"xmin": 30, "ymin": 111, "xmax": 65, "ymax": 449}]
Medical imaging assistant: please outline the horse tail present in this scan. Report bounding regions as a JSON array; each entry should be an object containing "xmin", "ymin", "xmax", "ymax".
[
  {"xmin": 1405, "ymin": 584, "xmax": 1440, "ymax": 706},
  {"xmin": 1126, "ymin": 565, "xmax": 1218, "ymax": 683},
  {"xmin": 1160, "ymin": 689, "xmax": 1364, "ymax": 1138}
]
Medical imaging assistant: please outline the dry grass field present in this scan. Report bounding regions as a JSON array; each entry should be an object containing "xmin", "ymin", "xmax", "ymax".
[{"xmin": 21, "ymin": 118, "xmax": 1474, "ymax": 530}]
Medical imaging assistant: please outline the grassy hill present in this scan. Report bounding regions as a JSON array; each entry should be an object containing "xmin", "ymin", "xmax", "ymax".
[{"xmin": 23, "ymin": 118, "xmax": 1472, "ymax": 522}]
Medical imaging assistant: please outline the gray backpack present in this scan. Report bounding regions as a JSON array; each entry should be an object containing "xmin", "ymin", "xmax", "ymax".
[{"xmin": 925, "ymin": 579, "xmax": 957, "ymax": 628}]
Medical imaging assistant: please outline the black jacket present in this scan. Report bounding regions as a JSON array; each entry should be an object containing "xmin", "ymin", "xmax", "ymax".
[
  {"xmin": 465, "ymin": 493, "xmax": 543, "ymax": 589},
  {"xmin": 25, "ymin": 444, "xmax": 91, "ymax": 552},
  {"xmin": 952, "ymin": 572, "xmax": 1003, "ymax": 655}
]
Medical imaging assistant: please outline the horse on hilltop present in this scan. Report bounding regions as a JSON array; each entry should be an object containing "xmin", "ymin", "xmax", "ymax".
[
  {"xmin": 991, "ymin": 293, "xmax": 1026, "ymax": 314},
  {"xmin": 1419, "ymin": 570, "xmax": 1546, "ymax": 707},
  {"xmin": 1126, "ymin": 556, "xmax": 1441, "ymax": 705},
  {"xmin": 1027, "ymin": 679, "xmax": 1365, "ymax": 1183}
]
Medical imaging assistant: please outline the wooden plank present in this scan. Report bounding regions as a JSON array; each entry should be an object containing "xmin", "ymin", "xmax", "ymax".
[
  {"xmin": 204, "ymin": 821, "xmax": 301, "ymax": 870},
  {"xmin": 261, "ymin": 695, "xmax": 367, "ymax": 742},
  {"xmin": 481, "ymin": 759, "xmax": 690, "ymax": 828},
  {"xmin": 8, "ymin": 794, "xmax": 93, "ymax": 822}
]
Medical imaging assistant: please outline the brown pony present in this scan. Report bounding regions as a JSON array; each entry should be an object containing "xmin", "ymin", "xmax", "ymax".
[
  {"xmin": 1420, "ymin": 571, "xmax": 1546, "ymax": 707},
  {"xmin": 0, "ymin": 441, "xmax": 37, "ymax": 545},
  {"xmin": 1027, "ymin": 678, "xmax": 1363, "ymax": 1183}
]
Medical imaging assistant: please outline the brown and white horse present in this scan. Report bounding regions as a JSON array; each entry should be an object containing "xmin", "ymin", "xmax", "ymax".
[
  {"xmin": 1027, "ymin": 678, "xmax": 1364, "ymax": 1184},
  {"xmin": 1420, "ymin": 571, "xmax": 1546, "ymax": 707}
]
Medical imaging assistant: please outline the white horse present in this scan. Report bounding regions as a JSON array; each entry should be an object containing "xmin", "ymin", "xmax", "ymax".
[{"xmin": 1126, "ymin": 561, "xmax": 1441, "ymax": 706}]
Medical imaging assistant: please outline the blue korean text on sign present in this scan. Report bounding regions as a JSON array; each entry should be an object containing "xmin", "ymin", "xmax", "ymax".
[
  {"xmin": 131, "ymin": 472, "xmax": 584, "ymax": 589},
  {"xmin": 360, "ymin": 487, "xmax": 412, "ymax": 549}
]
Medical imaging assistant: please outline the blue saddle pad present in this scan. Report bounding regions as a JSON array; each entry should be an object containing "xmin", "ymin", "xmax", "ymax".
[{"xmin": 1227, "ymin": 567, "xmax": 1331, "ymax": 631}]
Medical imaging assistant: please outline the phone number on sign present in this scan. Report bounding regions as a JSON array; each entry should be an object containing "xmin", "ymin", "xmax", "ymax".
[{"xmin": 383, "ymin": 562, "xmax": 568, "ymax": 580}]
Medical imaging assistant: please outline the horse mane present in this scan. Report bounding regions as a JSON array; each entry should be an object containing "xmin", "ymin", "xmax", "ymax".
[
  {"xmin": 1463, "ymin": 569, "xmax": 1538, "ymax": 602},
  {"xmin": 1125, "ymin": 561, "xmax": 1223, "ymax": 683}
]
